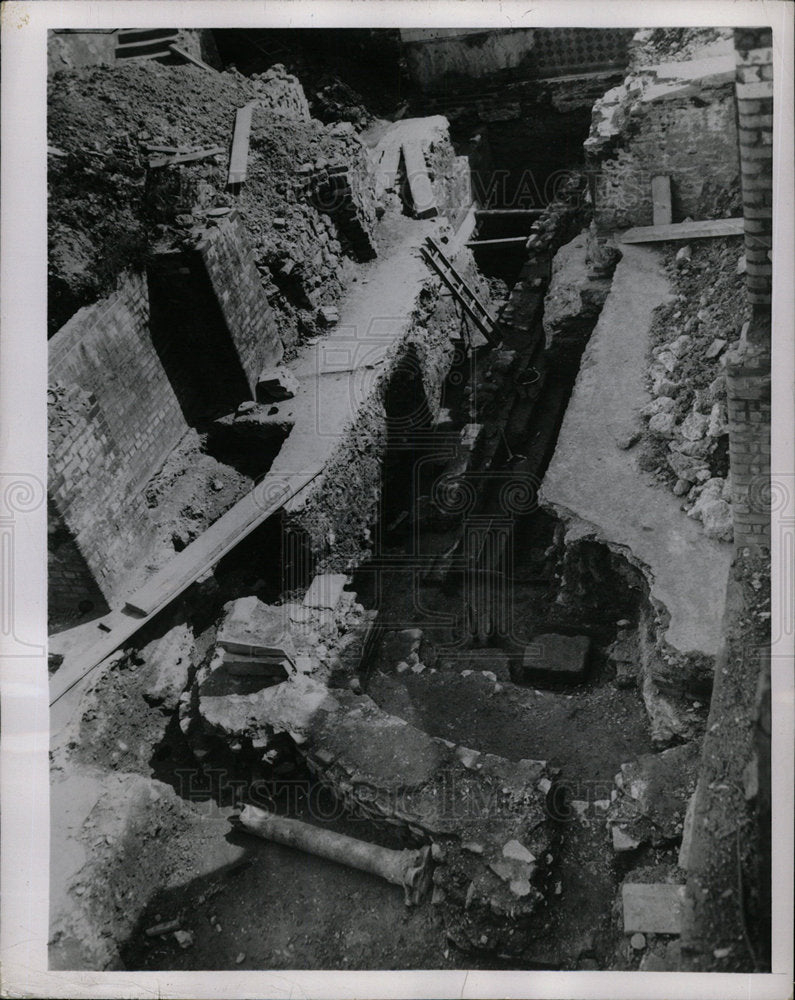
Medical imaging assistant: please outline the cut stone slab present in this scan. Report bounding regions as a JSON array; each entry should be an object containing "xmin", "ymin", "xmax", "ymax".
[
  {"xmin": 256, "ymin": 365, "xmax": 300, "ymax": 403},
  {"xmin": 221, "ymin": 651, "xmax": 291, "ymax": 680},
  {"xmin": 622, "ymin": 882, "xmax": 685, "ymax": 935},
  {"xmin": 217, "ymin": 597, "xmax": 296, "ymax": 663},
  {"xmin": 303, "ymin": 573, "xmax": 348, "ymax": 611},
  {"xmin": 521, "ymin": 633, "xmax": 591, "ymax": 683}
]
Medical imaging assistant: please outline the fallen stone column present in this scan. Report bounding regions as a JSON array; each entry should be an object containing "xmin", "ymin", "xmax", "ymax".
[{"xmin": 236, "ymin": 805, "xmax": 433, "ymax": 905}]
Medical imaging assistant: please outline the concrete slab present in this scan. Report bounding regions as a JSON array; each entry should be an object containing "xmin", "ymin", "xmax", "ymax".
[
  {"xmin": 540, "ymin": 244, "xmax": 731, "ymax": 658},
  {"xmin": 622, "ymin": 882, "xmax": 685, "ymax": 935}
]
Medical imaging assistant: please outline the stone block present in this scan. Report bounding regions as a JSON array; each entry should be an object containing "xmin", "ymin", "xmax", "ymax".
[
  {"xmin": 217, "ymin": 597, "xmax": 295, "ymax": 663},
  {"xmin": 256, "ymin": 365, "xmax": 300, "ymax": 403},
  {"xmin": 521, "ymin": 633, "xmax": 591, "ymax": 683},
  {"xmin": 317, "ymin": 306, "xmax": 340, "ymax": 327},
  {"xmin": 303, "ymin": 573, "xmax": 348, "ymax": 611},
  {"xmin": 622, "ymin": 882, "xmax": 685, "ymax": 935},
  {"xmin": 221, "ymin": 650, "xmax": 291, "ymax": 680}
]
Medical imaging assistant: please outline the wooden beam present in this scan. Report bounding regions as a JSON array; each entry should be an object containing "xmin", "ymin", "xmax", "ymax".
[
  {"xmin": 148, "ymin": 146, "xmax": 224, "ymax": 169},
  {"xmin": 228, "ymin": 102, "xmax": 257, "ymax": 188},
  {"xmin": 168, "ymin": 42, "xmax": 216, "ymax": 72},
  {"xmin": 466, "ymin": 236, "xmax": 528, "ymax": 247},
  {"xmin": 651, "ymin": 175, "xmax": 672, "ymax": 226},
  {"xmin": 621, "ymin": 218, "xmax": 744, "ymax": 244}
]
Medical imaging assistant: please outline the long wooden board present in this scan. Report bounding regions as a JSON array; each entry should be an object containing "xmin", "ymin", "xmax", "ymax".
[
  {"xmin": 168, "ymin": 42, "xmax": 217, "ymax": 72},
  {"xmin": 466, "ymin": 236, "xmax": 528, "ymax": 247},
  {"xmin": 621, "ymin": 218, "xmax": 744, "ymax": 243},
  {"xmin": 228, "ymin": 102, "xmax": 257, "ymax": 188},
  {"xmin": 49, "ymin": 468, "xmax": 320, "ymax": 706}
]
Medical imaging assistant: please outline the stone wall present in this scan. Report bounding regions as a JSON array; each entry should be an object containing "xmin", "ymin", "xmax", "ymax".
[
  {"xmin": 48, "ymin": 272, "xmax": 188, "ymax": 608},
  {"xmin": 586, "ymin": 54, "xmax": 740, "ymax": 228}
]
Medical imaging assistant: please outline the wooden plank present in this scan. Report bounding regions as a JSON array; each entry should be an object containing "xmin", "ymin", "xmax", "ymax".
[
  {"xmin": 401, "ymin": 140, "xmax": 437, "ymax": 219},
  {"xmin": 466, "ymin": 236, "xmax": 528, "ymax": 247},
  {"xmin": 148, "ymin": 145, "xmax": 224, "ymax": 169},
  {"xmin": 651, "ymin": 175, "xmax": 672, "ymax": 226},
  {"xmin": 621, "ymin": 218, "xmax": 744, "ymax": 244},
  {"xmin": 49, "ymin": 468, "xmax": 321, "ymax": 706},
  {"xmin": 168, "ymin": 42, "xmax": 216, "ymax": 72},
  {"xmin": 228, "ymin": 102, "xmax": 257, "ymax": 188},
  {"xmin": 116, "ymin": 33, "xmax": 178, "ymax": 52}
]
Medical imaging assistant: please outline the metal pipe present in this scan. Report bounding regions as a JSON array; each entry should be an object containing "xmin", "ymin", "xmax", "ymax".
[{"xmin": 236, "ymin": 805, "xmax": 433, "ymax": 905}]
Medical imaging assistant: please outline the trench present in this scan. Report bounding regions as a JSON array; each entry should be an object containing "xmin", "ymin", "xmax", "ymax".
[{"xmin": 114, "ymin": 188, "xmax": 670, "ymax": 973}]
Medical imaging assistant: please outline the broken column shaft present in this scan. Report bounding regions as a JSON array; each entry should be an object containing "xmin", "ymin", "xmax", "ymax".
[{"xmin": 236, "ymin": 805, "xmax": 433, "ymax": 905}]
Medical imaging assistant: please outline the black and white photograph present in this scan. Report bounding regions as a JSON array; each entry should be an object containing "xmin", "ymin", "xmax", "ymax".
[{"xmin": 0, "ymin": 2, "xmax": 793, "ymax": 997}]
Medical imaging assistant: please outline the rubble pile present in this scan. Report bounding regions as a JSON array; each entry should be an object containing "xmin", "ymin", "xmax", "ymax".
[
  {"xmin": 639, "ymin": 237, "xmax": 748, "ymax": 541},
  {"xmin": 48, "ymin": 61, "xmax": 379, "ymax": 344}
]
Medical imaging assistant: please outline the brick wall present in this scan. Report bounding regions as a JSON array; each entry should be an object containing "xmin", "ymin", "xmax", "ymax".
[
  {"xmin": 726, "ymin": 28, "xmax": 773, "ymax": 556},
  {"xmin": 196, "ymin": 212, "xmax": 285, "ymax": 392},
  {"xmin": 48, "ymin": 499, "xmax": 110, "ymax": 631},
  {"xmin": 725, "ymin": 338, "xmax": 771, "ymax": 552},
  {"xmin": 734, "ymin": 28, "xmax": 773, "ymax": 318},
  {"xmin": 295, "ymin": 150, "xmax": 378, "ymax": 262},
  {"xmin": 48, "ymin": 272, "xmax": 188, "ymax": 607},
  {"xmin": 590, "ymin": 91, "xmax": 739, "ymax": 228}
]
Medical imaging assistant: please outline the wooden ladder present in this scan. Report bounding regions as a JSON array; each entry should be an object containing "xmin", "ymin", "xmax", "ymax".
[{"xmin": 420, "ymin": 237, "xmax": 501, "ymax": 347}]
